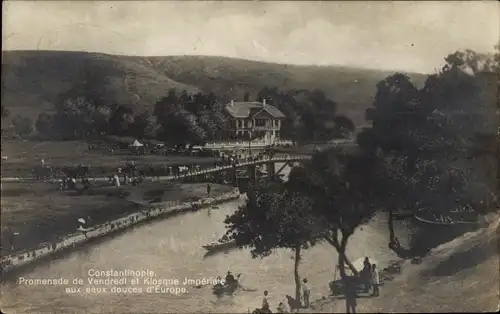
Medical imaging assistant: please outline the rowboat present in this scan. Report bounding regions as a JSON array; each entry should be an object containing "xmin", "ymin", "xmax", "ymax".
[
  {"xmin": 213, "ymin": 281, "xmax": 239, "ymax": 296},
  {"xmin": 202, "ymin": 240, "xmax": 236, "ymax": 251}
]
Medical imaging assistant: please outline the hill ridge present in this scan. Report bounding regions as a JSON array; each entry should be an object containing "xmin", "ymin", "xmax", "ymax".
[{"xmin": 1, "ymin": 50, "xmax": 427, "ymax": 129}]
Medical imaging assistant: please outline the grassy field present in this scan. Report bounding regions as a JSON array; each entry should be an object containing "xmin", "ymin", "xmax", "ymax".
[
  {"xmin": 0, "ymin": 139, "xmax": 220, "ymax": 177},
  {"xmin": 0, "ymin": 181, "xmax": 233, "ymax": 257}
]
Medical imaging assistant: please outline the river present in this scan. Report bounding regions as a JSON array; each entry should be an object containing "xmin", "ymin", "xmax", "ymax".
[{"xmin": 0, "ymin": 164, "xmax": 404, "ymax": 313}]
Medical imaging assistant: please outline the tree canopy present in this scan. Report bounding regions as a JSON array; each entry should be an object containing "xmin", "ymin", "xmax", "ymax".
[{"xmin": 223, "ymin": 181, "xmax": 323, "ymax": 301}]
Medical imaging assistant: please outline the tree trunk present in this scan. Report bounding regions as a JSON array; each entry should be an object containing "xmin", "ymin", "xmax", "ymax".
[
  {"xmin": 388, "ymin": 206, "xmax": 396, "ymax": 244},
  {"xmin": 294, "ymin": 244, "xmax": 302, "ymax": 303},
  {"xmin": 337, "ymin": 235, "xmax": 349, "ymax": 281},
  {"xmin": 324, "ymin": 236, "xmax": 358, "ymax": 276}
]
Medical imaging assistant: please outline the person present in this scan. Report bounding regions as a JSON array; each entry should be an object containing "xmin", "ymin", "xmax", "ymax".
[
  {"xmin": 262, "ymin": 290, "xmax": 270, "ymax": 312},
  {"xmin": 207, "ymin": 183, "xmax": 212, "ymax": 197},
  {"xmin": 113, "ymin": 174, "xmax": 120, "ymax": 187},
  {"xmin": 214, "ymin": 276, "xmax": 223, "ymax": 289},
  {"xmin": 362, "ymin": 257, "xmax": 372, "ymax": 293},
  {"xmin": 371, "ymin": 264, "xmax": 380, "ymax": 297},
  {"xmin": 225, "ymin": 271, "xmax": 235, "ymax": 285},
  {"xmin": 60, "ymin": 176, "xmax": 67, "ymax": 190},
  {"xmin": 344, "ymin": 276, "xmax": 358, "ymax": 314},
  {"xmin": 302, "ymin": 278, "xmax": 311, "ymax": 308},
  {"xmin": 40, "ymin": 158, "xmax": 45, "ymax": 167},
  {"xmin": 277, "ymin": 301, "xmax": 288, "ymax": 313}
]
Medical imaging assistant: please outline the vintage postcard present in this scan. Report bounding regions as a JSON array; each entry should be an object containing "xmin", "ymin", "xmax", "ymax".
[{"xmin": 1, "ymin": 1, "xmax": 499, "ymax": 313}]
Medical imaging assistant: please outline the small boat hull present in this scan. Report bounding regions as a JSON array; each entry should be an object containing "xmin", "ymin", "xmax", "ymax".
[
  {"xmin": 213, "ymin": 282, "xmax": 239, "ymax": 296},
  {"xmin": 203, "ymin": 241, "xmax": 236, "ymax": 252}
]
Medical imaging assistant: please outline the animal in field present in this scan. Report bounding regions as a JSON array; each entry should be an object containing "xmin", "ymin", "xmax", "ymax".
[{"xmin": 286, "ymin": 295, "xmax": 301, "ymax": 311}]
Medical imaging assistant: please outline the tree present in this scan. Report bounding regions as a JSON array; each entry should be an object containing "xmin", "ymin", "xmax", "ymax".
[
  {"xmin": 52, "ymin": 96, "xmax": 101, "ymax": 139},
  {"xmin": 12, "ymin": 116, "xmax": 33, "ymax": 137},
  {"xmin": 367, "ymin": 49, "xmax": 498, "ymax": 258},
  {"xmin": 368, "ymin": 73, "xmax": 419, "ymax": 154},
  {"xmin": 130, "ymin": 111, "xmax": 151, "ymax": 139},
  {"xmin": 332, "ymin": 115, "xmax": 355, "ymax": 139},
  {"xmin": 35, "ymin": 113, "xmax": 54, "ymax": 137},
  {"xmin": 287, "ymin": 146, "xmax": 382, "ymax": 280},
  {"xmin": 108, "ymin": 105, "xmax": 134, "ymax": 136},
  {"xmin": 223, "ymin": 181, "xmax": 322, "ymax": 302}
]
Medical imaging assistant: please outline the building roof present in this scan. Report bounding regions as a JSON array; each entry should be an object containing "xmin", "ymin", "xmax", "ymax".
[{"xmin": 224, "ymin": 101, "xmax": 286, "ymax": 119}]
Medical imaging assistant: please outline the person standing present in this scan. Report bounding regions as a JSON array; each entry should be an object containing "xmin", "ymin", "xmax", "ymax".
[
  {"xmin": 206, "ymin": 183, "xmax": 212, "ymax": 197},
  {"xmin": 344, "ymin": 276, "xmax": 358, "ymax": 314},
  {"xmin": 302, "ymin": 278, "xmax": 311, "ymax": 308},
  {"xmin": 262, "ymin": 290, "xmax": 270, "ymax": 312},
  {"xmin": 371, "ymin": 264, "xmax": 380, "ymax": 297},
  {"xmin": 362, "ymin": 257, "xmax": 372, "ymax": 293}
]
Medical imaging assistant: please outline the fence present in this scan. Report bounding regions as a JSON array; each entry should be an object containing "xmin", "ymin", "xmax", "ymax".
[{"xmin": 203, "ymin": 139, "xmax": 294, "ymax": 149}]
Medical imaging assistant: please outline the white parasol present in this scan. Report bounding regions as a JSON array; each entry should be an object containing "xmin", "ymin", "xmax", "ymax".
[
  {"xmin": 351, "ymin": 257, "xmax": 379, "ymax": 272},
  {"xmin": 130, "ymin": 140, "xmax": 143, "ymax": 147}
]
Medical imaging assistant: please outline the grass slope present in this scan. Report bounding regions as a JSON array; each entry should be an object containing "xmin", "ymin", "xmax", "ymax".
[
  {"xmin": 2, "ymin": 51, "xmax": 427, "ymax": 126},
  {"xmin": 308, "ymin": 214, "xmax": 500, "ymax": 313}
]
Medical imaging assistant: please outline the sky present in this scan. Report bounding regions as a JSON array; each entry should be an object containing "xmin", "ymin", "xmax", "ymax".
[{"xmin": 2, "ymin": 1, "xmax": 499, "ymax": 73}]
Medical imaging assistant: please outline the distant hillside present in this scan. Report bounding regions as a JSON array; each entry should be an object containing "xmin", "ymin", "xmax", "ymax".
[
  {"xmin": 146, "ymin": 55, "xmax": 427, "ymax": 125},
  {"xmin": 1, "ymin": 50, "xmax": 427, "ymax": 125},
  {"xmin": 1, "ymin": 51, "xmax": 200, "ymax": 120}
]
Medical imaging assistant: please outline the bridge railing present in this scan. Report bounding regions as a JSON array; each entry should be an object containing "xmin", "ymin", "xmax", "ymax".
[
  {"xmin": 203, "ymin": 140, "xmax": 294, "ymax": 149},
  {"xmin": 0, "ymin": 156, "xmax": 311, "ymax": 183},
  {"xmin": 172, "ymin": 155, "xmax": 311, "ymax": 179}
]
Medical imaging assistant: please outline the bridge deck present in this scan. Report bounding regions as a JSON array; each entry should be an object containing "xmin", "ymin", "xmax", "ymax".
[{"xmin": 1, "ymin": 156, "xmax": 312, "ymax": 183}]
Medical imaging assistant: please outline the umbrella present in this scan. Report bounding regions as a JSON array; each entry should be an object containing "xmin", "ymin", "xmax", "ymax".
[
  {"xmin": 130, "ymin": 140, "xmax": 143, "ymax": 147},
  {"xmin": 77, "ymin": 218, "xmax": 86, "ymax": 225},
  {"xmin": 351, "ymin": 257, "xmax": 379, "ymax": 272}
]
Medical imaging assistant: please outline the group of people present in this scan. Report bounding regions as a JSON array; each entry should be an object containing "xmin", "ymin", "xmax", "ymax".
[
  {"xmin": 257, "ymin": 258, "xmax": 381, "ymax": 314},
  {"xmin": 258, "ymin": 278, "xmax": 311, "ymax": 313},
  {"xmin": 360, "ymin": 257, "xmax": 380, "ymax": 297}
]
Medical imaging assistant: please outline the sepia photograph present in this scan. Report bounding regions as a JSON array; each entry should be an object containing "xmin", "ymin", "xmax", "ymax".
[{"xmin": 1, "ymin": 0, "xmax": 499, "ymax": 313}]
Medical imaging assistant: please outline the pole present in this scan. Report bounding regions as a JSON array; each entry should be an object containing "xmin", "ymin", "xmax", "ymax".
[{"xmin": 248, "ymin": 130, "xmax": 252, "ymax": 158}]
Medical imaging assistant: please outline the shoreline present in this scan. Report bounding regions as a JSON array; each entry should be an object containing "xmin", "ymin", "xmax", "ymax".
[
  {"xmin": 303, "ymin": 212, "xmax": 500, "ymax": 313},
  {"xmin": 0, "ymin": 187, "xmax": 241, "ymax": 276}
]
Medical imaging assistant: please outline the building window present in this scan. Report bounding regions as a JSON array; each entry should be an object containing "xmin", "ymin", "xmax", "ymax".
[{"xmin": 255, "ymin": 119, "xmax": 266, "ymax": 126}]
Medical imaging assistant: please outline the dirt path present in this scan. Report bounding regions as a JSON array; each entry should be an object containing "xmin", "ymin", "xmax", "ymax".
[{"xmin": 302, "ymin": 215, "xmax": 499, "ymax": 313}]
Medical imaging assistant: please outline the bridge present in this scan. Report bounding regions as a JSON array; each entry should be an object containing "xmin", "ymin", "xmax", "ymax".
[{"xmin": 0, "ymin": 155, "xmax": 312, "ymax": 184}]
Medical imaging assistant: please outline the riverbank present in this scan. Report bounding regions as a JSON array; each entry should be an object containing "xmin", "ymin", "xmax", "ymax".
[
  {"xmin": 1, "ymin": 181, "xmax": 239, "ymax": 274},
  {"xmin": 303, "ymin": 212, "xmax": 499, "ymax": 313}
]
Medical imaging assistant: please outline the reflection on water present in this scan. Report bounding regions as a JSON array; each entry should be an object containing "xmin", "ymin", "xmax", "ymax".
[{"xmin": 0, "ymin": 164, "xmax": 402, "ymax": 313}]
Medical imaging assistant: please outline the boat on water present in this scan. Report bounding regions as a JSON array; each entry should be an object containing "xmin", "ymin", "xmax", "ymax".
[
  {"xmin": 202, "ymin": 240, "xmax": 236, "ymax": 251},
  {"xmin": 212, "ymin": 281, "xmax": 239, "ymax": 296},
  {"xmin": 212, "ymin": 273, "xmax": 241, "ymax": 296}
]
